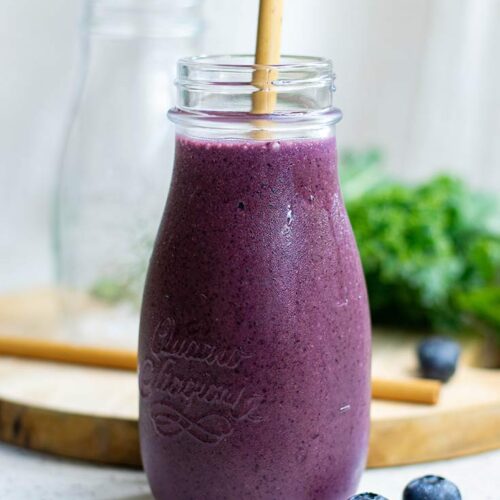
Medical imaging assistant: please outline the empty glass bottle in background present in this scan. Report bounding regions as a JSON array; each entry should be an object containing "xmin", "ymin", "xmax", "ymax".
[{"xmin": 54, "ymin": 0, "xmax": 203, "ymax": 348}]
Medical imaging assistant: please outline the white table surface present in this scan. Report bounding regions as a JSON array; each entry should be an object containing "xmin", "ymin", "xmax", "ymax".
[{"xmin": 0, "ymin": 443, "xmax": 498, "ymax": 499}]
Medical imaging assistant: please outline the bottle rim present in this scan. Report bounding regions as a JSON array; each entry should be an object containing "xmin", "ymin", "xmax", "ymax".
[
  {"xmin": 177, "ymin": 54, "xmax": 332, "ymax": 73},
  {"xmin": 170, "ymin": 54, "xmax": 341, "ymax": 131}
]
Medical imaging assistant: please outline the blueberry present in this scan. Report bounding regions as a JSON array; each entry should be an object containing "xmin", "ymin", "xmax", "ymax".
[
  {"xmin": 403, "ymin": 474, "xmax": 461, "ymax": 499},
  {"xmin": 348, "ymin": 493, "xmax": 388, "ymax": 500},
  {"xmin": 418, "ymin": 336, "xmax": 461, "ymax": 382}
]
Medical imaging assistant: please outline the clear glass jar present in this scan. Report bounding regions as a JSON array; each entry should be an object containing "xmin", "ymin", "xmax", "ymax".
[
  {"xmin": 170, "ymin": 54, "xmax": 340, "ymax": 139},
  {"xmin": 139, "ymin": 55, "xmax": 371, "ymax": 499},
  {"xmin": 54, "ymin": 0, "xmax": 203, "ymax": 348}
]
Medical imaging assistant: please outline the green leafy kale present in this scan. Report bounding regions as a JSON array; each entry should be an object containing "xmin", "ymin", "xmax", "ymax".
[{"xmin": 340, "ymin": 150, "xmax": 500, "ymax": 338}]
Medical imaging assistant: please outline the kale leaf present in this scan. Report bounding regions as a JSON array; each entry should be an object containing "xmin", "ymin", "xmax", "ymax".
[{"xmin": 340, "ymin": 150, "xmax": 500, "ymax": 338}]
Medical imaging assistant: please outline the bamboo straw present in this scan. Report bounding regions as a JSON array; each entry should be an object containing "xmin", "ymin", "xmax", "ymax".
[
  {"xmin": 372, "ymin": 377, "xmax": 441, "ymax": 405},
  {"xmin": 0, "ymin": 336, "xmax": 441, "ymax": 404},
  {"xmin": 0, "ymin": 336, "xmax": 136, "ymax": 371},
  {"xmin": 251, "ymin": 0, "xmax": 284, "ymax": 115}
]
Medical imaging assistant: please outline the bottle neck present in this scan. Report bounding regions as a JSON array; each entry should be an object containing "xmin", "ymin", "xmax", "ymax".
[
  {"xmin": 77, "ymin": 0, "xmax": 202, "ymax": 91},
  {"xmin": 168, "ymin": 55, "xmax": 342, "ymax": 141},
  {"xmin": 86, "ymin": 0, "xmax": 203, "ymax": 39}
]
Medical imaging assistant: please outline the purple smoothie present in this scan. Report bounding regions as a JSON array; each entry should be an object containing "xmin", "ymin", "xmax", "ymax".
[{"xmin": 139, "ymin": 135, "xmax": 371, "ymax": 499}]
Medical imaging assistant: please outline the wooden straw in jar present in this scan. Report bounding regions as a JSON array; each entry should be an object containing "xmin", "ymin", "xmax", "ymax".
[{"xmin": 251, "ymin": 0, "xmax": 284, "ymax": 115}]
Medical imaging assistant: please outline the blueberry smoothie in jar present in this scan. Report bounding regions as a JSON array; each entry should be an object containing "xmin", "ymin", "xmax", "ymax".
[{"xmin": 139, "ymin": 55, "xmax": 371, "ymax": 500}]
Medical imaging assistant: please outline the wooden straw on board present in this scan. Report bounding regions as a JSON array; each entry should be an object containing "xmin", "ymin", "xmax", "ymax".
[
  {"xmin": 251, "ymin": 0, "xmax": 284, "ymax": 115},
  {"xmin": 0, "ymin": 336, "xmax": 136, "ymax": 371},
  {"xmin": 372, "ymin": 377, "xmax": 441, "ymax": 405},
  {"xmin": 0, "ymin": 336, "xmax": 441, "ymax": 404}
]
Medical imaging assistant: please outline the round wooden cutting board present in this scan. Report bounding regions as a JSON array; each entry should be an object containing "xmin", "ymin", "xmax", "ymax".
[
  {"xmin": 0, "ymin": 291, "xmax": 499, "ymax": 468},
  {"xmin": 0, "ymin": 338, "xmax": 498, "ymax": 469}
]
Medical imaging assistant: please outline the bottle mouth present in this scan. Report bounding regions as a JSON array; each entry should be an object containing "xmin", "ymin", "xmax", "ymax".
[
  {"xmin": 170, "ymin": 55, "xmax": 341, "ymax": 132},
  {"xmin": 177, "ymin": 54, "xmax": 333, "ymax": 80}
]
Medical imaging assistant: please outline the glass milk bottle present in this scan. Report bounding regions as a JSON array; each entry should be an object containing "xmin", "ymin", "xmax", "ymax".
[
  {"xmin": 139, "ymin": 55, "xmax": 371, "ymax": 499},
  {"xmin": 54, "ymin": 0, "xmax": 202, "ymax": 348}
]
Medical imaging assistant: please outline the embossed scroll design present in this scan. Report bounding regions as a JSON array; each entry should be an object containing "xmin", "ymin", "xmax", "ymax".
[{"xmin": 141, "ymin": 318, "xmax": 264, "ymax": 445}]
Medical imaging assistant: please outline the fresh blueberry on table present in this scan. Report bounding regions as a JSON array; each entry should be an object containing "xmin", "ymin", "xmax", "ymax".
[
  {"xmin": 403, "ymin": 474, "xmax": 462, "ymax": 499},
  {"xmin": 348, "ymin": 493, "xmax": 388, "ymax": 500},
  {"xmin": 417, "ymin": 336, "xmax": 461, "ymax": 382}
]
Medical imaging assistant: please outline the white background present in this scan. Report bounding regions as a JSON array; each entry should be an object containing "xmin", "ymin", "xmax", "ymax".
[{"xmin": 1, "ymin": 0, "xmax": 500, "ymax": 290}]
